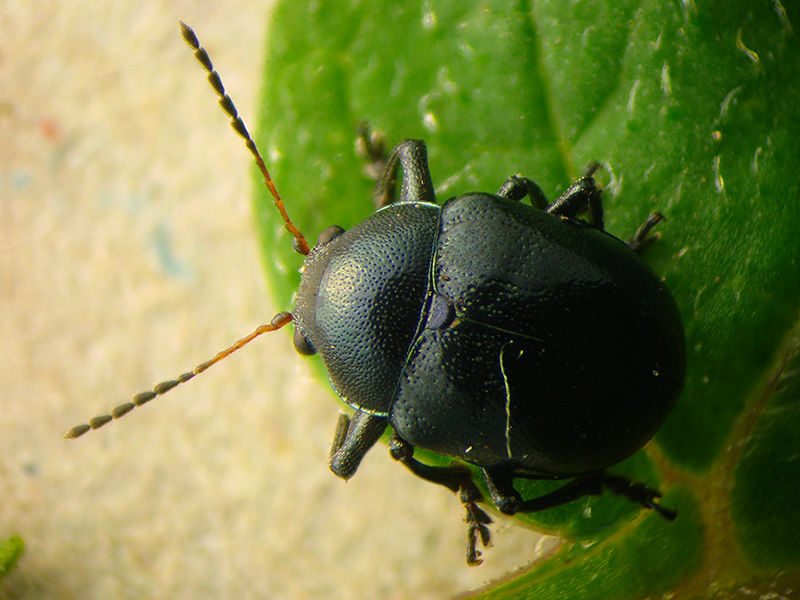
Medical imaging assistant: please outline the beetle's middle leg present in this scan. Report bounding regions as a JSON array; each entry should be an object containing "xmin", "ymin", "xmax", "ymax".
[
  {"xmin": 390, "ymin": 433, "xmax": 492, "ymax": 565},
  {"xmin": 497, "ymin": 175, "xmax": 549, "ymax": 209}
]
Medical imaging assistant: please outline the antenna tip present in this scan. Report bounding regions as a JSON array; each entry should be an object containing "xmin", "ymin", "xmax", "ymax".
[
  {"xmin": 179, "ymin": 21, "xmax": 199, "ymax": 48},
  {"xmin": 64, "ymin": 424, "xmax": 90, "ymax": 439}
]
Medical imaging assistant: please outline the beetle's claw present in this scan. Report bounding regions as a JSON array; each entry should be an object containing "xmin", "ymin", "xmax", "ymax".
[
  {"xmin": 465, "ymin": 505, "xmax": 493, "ymax": 566},
  {"xmin": 466, "ymin": 522, "xmax": 491, "ymax": 566}
]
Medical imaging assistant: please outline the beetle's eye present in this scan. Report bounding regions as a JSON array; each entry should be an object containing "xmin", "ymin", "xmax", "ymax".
[
  {"xmin": 293, "ymin": 327, "xmax": 317, "ymax": 356},
  {"xmin": 317, "ymin": 225, "xmax": 345, "ymax": 246}
]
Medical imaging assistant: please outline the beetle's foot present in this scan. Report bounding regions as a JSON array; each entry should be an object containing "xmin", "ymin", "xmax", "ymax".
[
  {"xmin": 356, "ymin": 123, "xmax": 387, "ymax": 182},
  {"xmin": 461, "ymin": 481, "xmax": 492, "ymax": 566},
  {"xmin": 603, "ymin": 474, "xmax": 677, "ymax": 521},
  {"xmin": 628, "ymin": 212, "xmax": 665, "ymax": 254}
]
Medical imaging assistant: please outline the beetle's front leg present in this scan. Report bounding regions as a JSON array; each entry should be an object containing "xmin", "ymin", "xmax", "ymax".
[
  {"xmin": 546, "ymin": 163, "xmax": 604, "ymax": 229},
  {"xmin": 389, "ymin": 433, "xmax": 492, "ymax": 565},
  {"xmin": 329, "ymin": 410, "xmax": 387, "ymax": 480},
  {"xmin": 375, "ymin": 139, "xmax": 437, "ymax": 208}
]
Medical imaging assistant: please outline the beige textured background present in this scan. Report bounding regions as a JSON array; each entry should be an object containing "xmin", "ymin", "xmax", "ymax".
[{"xmin": 3, "ymin": 1, "xmax": 552, "ymax": 598}]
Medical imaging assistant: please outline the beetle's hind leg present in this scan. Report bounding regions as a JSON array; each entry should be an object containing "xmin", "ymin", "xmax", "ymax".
[
  {"xmin": 483, "ymin": 468, "xmax": 676, "ymax": 520},
  {"xmin": 389, "ymin": 433, "xmax": 492, "ymax": 565}
]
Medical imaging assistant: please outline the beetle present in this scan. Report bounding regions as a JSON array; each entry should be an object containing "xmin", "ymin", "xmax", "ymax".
[{"xmin": 66, "ymin": 22, "xmax": 685, "ymax": 565}]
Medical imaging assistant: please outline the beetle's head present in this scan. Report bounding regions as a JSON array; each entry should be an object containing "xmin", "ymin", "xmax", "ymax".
[{"xmin": 292, "ymin": 225, "xmax": 346, "ymax": 356}]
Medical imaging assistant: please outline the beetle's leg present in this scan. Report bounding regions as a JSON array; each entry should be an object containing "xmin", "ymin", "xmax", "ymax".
[
  {"xmin": 488, "ymin": 470, "xmax": 608, "ymax": 514},
  {"xmin": 602, "ymin": 474, "xmax": 677, "ymax": 520},
  {"xmin": 389, "ymin": 433, "xmax": 473, "ymax": 493},
  {"xmin": 497, "ymin": 175, "xmax": 549, "ymax": 209},
  {"xmin": 375, "ymin": 139, "xmax": 436, "ymax": 208},
  {"xmin": 329, "ymin": 410, "xmax": 388, "ymax": 480},
  {"xmin": 627, "ymin": 212, "xmax": 665, "ymax": 254},
  {"xmin": 484, "ymin": 469, "xmax": 677, "ymax": 519},
  {"xmin": 390, "ymin": 433, "xmax": 492, "ymax": 565},
  {"xmin": 355, "ymin": 123, "xmax": 387, "ymax": 184},
  {"xmin": 481, "ymin": 466, "xmax": 527, "ymax": 514},
  {"xmin": 546, "ymin": 168, "xmax": 604, "ymax": 230},
  {"xmin": 462, "ymin": 481, "xmax": 493, "ymax": 566}
]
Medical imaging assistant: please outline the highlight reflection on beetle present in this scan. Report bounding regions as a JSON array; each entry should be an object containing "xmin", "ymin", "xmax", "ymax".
[{"xmin": 66, "ymin": 22, "xmax": 685, "ymax": 565}]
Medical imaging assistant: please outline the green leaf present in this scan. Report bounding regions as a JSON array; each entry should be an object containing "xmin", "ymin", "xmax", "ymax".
[
  {"xmin": 0, "ymin": 536, "xmax": 24, "ymax": 578},
  {"xmin": 254, "ymin": 0, "xmax": 800, "ymax": 596}
]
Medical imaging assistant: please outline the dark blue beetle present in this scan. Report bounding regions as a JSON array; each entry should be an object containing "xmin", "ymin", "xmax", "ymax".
[
  {"xmin": 294, "ymin": 139, "xmax": 684, "ymax": 563},
  {"xmin": 67, "ymin": 23, "xmax": 685, "ymax": 565}
]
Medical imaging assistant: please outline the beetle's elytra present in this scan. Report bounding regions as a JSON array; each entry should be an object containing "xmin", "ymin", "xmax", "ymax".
[{"xmin": 66, "ymin": 22, "xmax": 685, "ymax": 566}]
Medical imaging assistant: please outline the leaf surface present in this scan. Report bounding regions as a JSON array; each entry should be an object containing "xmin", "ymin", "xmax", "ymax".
[{"xmin": 255, "ymin": 1, "xmax": 800, "ymax": 595}]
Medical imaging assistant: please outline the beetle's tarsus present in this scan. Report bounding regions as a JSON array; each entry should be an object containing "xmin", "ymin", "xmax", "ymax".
[
  {"xmin": 356, "ymin": 124, "xmax": 387, "ymax": 184},
  {"xmin": 462, "ymin": 481, "xmax": 492, "ymax": 566},
  {"xmin": 465, "ymin": 513, "xmax": 492, "ymax": 565},
  {"xmin": 651, "ymin": 501, "xmax": 678, "ymax": 521},
  {"xmin": 602, "ymin": 474, "xmax": 677, "ymax": 520},
  {"xmin": 628, "ymin": 212, "xmax": 665, "ymax": 254},
  {"xmin": 388, "ymin": 433, "xmax": 495, "ymax": 565}
]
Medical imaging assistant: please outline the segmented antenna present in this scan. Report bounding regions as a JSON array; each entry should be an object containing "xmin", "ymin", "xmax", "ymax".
[
  {"xmin": 64, "ymin": 312, "xmax": 294, "ymax": 439},
  {"xmin": 64, "ymin": 23, "xmax": 313, "ymax": 439},
  {"xmin": 179, "ymin": 20, "xmax": 309, "ymax": 256}
]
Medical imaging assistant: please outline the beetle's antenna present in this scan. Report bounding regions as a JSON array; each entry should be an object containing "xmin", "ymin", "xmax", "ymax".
[
  {"xmin": 64, "ymin": 312, "xmax": 294, "ymax": 439},
  {"xmin": 179, "ymin": 21, "xmax": 310, "ymax": 256}
]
